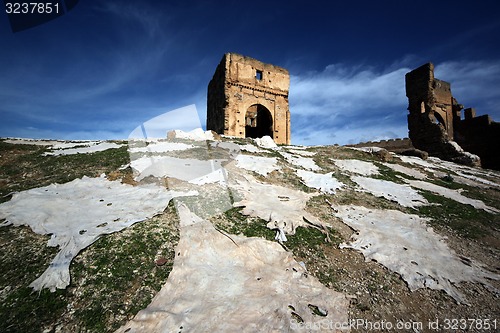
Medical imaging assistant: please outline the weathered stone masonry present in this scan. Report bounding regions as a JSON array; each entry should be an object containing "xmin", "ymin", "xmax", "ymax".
[
  {"xmin": 207, "ymin": 53, "xmax": 291, "ymax": 145},
  {"xmin": 406, "ymin": 63, "xmax": 500, "ymax": 170}
]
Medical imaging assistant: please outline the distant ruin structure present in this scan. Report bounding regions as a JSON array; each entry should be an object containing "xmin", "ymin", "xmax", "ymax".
[
  {"xmin": 406, "ymin": 63, "xmax": 500, "ymax": 170},
  {"xmin": 207, "ymin": 53, "xmax": 291, "ymax": 145}
]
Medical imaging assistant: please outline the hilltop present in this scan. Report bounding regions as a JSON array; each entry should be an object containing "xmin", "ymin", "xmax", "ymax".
[{"xmin": 0, "ymin": 132, "xmax": 499, "ymax": 332}]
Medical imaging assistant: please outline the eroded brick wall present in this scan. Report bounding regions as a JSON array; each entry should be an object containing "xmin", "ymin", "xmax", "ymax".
[{"xmin": 405, "ymin": 62, "xmax": 499, "ymax": 170}]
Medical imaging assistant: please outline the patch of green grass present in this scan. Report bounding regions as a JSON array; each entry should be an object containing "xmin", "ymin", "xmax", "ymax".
[
  {"xmin": 0, "ymin": 143, "xmax": 130, "ymax": 202},
  {"xmin": 222, "ymin": 137, "xmax": 248, "ymax": 145},
  {"xmin": 223, "ymin": 207, "xmax": 248, "ymax": 224},
  {"xmin": 217, "ymin": 207, "xmax": 275, "ymax": 241},
  {"xmin": 285, "ymin": 226, "xmax": 326, "ymax": 255},
  {"xmin": 0, "ymin": 201, "xmax": 179, "ymax": 332},
  {"xmin": 0, "ymin": 225, "xmax": 67, "ymax": 333},
  {"xmin": 418, "ymin": 191, "xmax": 499, "ymax": 239},
  {"xmin": 261, "ymin": 148, "xmax": 283, "ymax": 159},
  {"xmin": 331, "ymin": 189, "xmax": 360, "ymax": 206},
  {"xmin": 374, "ymin": 163, "xmax": 406, "ymax": 183},
  {"xmin": 464, "ymin": 187, "xmax": 500, "ymax": 211},
  {"xmin": 0, "ymin": 287, "xmax": 67, "ymax": 333},
  {"xmin": 70, "ymin": 208, "xmax": 179, "ymax": 332},
  {"xmin": 276, "ymin": 167, "xmax": 316, "ymax": 193},
  {"xmin": 423, "ymin": 177, "xmax": 500, "ymax": 211},
  {"xmin": 334, "ymin": 146, "xmax": 370, "ymax": 160},
  {"xmin": 425, "ymin": 176, "xmax": 469, "ymax": 191},
  {"xmin": 310, "ymin": 148, "xmax": 379, "ymax": 183},
  {"xmin": 306, "ymin": 146, "xmax": 364, "ymax": 172},
  {"xmin": 332, "ymin": 188, "xmax": 404, "ymax": 212}
]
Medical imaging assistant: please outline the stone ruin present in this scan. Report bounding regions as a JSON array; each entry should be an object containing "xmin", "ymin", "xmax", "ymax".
[
  {"xmin": 406, "ymin": 63, "xmax": 500, "ymax": 170},
  {"xmin": 207, "ymin": 53, "xmax": 291, "ymax": 145}
]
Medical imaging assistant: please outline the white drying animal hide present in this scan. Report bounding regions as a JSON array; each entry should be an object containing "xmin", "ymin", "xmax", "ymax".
[
  {"xmin": 232, "ymin": 176, "xmax": 324, "ymax": 235},
  {"xmin": 351, "ymin": 176, "xmax": 428, "ymax": 208},
  {"xmin": 0, "ymin": 176, "xmax": 196, "ymax": 291},
  {"xmin": 331, "ymin": 159, "xmax": 379, "ymax": 176},
  {"xmin": 235, "ymin": 154, "xmax": 281, "ymax": 176},
  {"xmin": 333, "ymin": 205, "xmax": 499, "ymax": 304},
  {"xmin": 405, "ymin": 179, "xmax": 499, "ymax": 213},
  {"xmin": 116, "ymin": 204, "xmax": 349, "ymax": 333},
  {"xmin": 296, "ymin": 169, "xmax": 344, "ymax": 194}
]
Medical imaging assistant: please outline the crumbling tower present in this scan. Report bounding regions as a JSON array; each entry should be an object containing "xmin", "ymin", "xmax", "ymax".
[
  {"xmin": 405, "ymin": 63, "xmax": 481, "ymax": 167},
  {"xmin": 207, "ymin": 53, "xmax": 291, "ymax": 145},
  {"xmin": 406, "ymin": 63, "xmax": 500, "ymax": 170}
]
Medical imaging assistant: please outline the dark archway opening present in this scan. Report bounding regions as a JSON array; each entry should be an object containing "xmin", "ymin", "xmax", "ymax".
[{"xmin": 245, "ymin": 104, "xmax": 273, "ymax": 139}]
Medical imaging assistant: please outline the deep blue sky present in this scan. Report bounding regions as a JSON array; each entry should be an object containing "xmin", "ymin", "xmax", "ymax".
[{"xmin": 1, "ymin": 1, "xmax": 500, "ymax": 145}]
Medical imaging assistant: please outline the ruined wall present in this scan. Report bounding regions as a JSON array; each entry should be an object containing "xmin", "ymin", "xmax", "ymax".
[
  {"xmin": 455, "ymin": 114, "xmax": 500, "ymax": 170},
  {"xmin": 432, "ymin": 79, "xmax": 455, "ymax": 140},
  {"xmin": 348, "ymin": 138, "xmax": 414, "ymax": 153},
  {"xmin": 406, "ymin": 63, "xmax": 499, "ymax": 170},
  {"xmin": 207, "ymin": 58, "xmax": 227, "ymax": 135},
  {"xmin": 207, "ymin": 53, "xmax": 291, "ymax": 145},
  {"xmin": 405, "ymin": 63, "xmax": 467, "ymax": 163}
]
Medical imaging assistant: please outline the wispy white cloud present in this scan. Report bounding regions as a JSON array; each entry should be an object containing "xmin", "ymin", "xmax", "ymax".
[
  {"xmin": 96, "ymin": 2, "xmax": 164, "ymax": 39},
  {"xmin": 1, "ymin": 2, "xmax": 170, "ymax": 107},
  {"xmin": 0, "ymin": 1, "xmax": 181, "ymax": 139},
  {"xmin": 434, "ymin": 60, "xmax": 500, "ymax": 105},
  {"xmin": 292, "ymin": 125, "xmax": 407, "ymax": 147},
  {"xmin": 289, "ymin": 59, "xmax": 500, "ymax": 146},
  {"xmin": 290, "ymin": 63, "xmax": 410, "ymax": 145},
  {"xmin": 291, "ymin": 65, "xmax": 409, "ymax": 113}
]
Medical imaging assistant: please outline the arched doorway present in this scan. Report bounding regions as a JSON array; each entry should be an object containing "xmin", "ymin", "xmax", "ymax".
[{"xmin": 245, "ymin": 104, "xmax": 273, "ymax": 139}]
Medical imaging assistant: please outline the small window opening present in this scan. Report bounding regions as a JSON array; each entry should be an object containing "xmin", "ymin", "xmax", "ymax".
[{"xmin": 256, "ymin": 70, "xmax": 263, "ymax": 80}]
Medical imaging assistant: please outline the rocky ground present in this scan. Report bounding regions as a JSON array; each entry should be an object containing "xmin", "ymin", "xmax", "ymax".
[{"xmin": 0, "ymin": 135, "xmax": 498, "ymax": 332}]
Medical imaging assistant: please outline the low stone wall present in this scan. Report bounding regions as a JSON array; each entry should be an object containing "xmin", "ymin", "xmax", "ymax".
[{"xmin": 347, "ymin": 138, "xmax": 414, "ymax": 153}]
